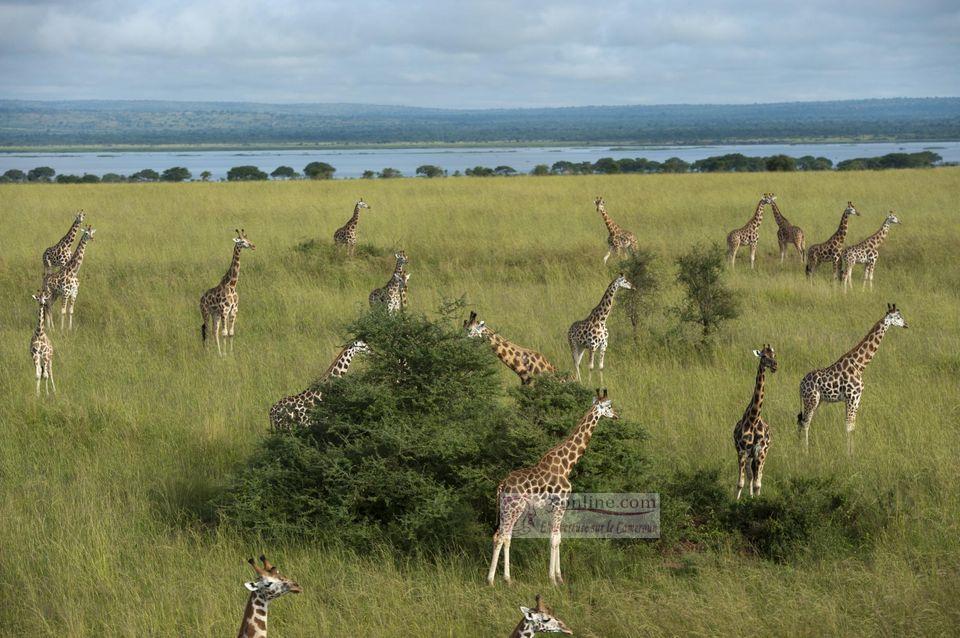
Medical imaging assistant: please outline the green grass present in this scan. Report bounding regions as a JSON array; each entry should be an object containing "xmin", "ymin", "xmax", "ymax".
[{"xmin": 1, "ymin": 169, "xmax": 959, "ymax": 636}]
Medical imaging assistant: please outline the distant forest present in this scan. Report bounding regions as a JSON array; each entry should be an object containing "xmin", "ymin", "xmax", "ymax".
[{"xmin": 1, "ymin": 98, "xmax": 959, "ymax": 147}]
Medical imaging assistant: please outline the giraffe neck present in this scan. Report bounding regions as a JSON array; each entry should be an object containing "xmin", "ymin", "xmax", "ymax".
[
  {"xmin": 237, "ymin": 592, "xmax": 269, "ymax": 638},
  {"xmin": 746, "ymin": 199, "xmax": 764, "ymax": 229},
  {"xmin": 483, "ymin": 328, "xmax": 518, "ymax": 363},
  {"xmin": 862, "ymin": 220, "xmax": 892, "ymax": 249},
  {"xmin": 838, "ymin": 319, "xmax": 889, "ymax": 373},
  {"xmin": 219, "ymin": 244, "xmax": 243, "ymax": 288},
  {"xmin": 347, "ymin": 206, "xmax": 361, "ymax": 229},
  {"xmin": 57, "ymin": 218, "xmax": 83, "ymax": 249},
  {"xmin": 35, "ymin": 304, "xmax": 47, "ymax": 340},
  {"xmin": 829, "ymin": 212, "xmax": 852, "ymax": 245},
  {"xmin": 392, "ymin": 258, "xmax": 406, "ymax": 278},
  {"xmin": 62, "ymin": 234, "xmax": 90, "ymax": 276},
  {"xmin": 587, "ymin": 281, "xmax": 621, "ymax": 325},
  {"xmin": 539, "ymin": 408, "xmax": 602, "ymax": 478},
  {"xmin": 770, "ymin": 200, "xmax": 789, "ymax": 229},
  {"xmin": 324, "ymin": 345, "xmax": 362, "ymax": 379},
  {"xmin": 742, "ymin": 362, "xmax": 767, "ymax": 424},
  {"xmin": 599, "ymin": 207, "xmax": 620, "ymax": 234}
]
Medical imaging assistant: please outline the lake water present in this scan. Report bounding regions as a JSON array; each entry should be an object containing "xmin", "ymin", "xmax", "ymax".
[{"xmin": 2, "ymin": 141, "xmax": 957, "ymax": 180}]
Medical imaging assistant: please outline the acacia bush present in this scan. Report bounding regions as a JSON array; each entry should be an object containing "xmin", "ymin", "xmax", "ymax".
[
  {"xmin": 617, "ymin": 248, "xmax": 660, "ymax": 336},
  {"xmin": 675, "ymin": 242, "xmax": 739, "ymax": 343},
  {"xmin": 219, "ymin": 307, "xmax": 650, "ymax": 552}
]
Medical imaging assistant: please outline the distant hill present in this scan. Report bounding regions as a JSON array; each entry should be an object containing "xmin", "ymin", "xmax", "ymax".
[{"xmin": 1, "ymin": 98, "xmax": 958, "ymax": 147}]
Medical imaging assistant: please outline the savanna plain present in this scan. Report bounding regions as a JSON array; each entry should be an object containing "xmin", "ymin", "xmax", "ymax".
[{"xmin": 1, "ymin": 169, "xmax": 958, "ymax": 636}]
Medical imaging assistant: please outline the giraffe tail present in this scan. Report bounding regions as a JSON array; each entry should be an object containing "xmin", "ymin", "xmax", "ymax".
[
  {"xmin": 493, "ymin": 482, "xmax": 504, "ymax": 536},
  {"xmin": 201, "ymin": 323, "xmax": 207, "ymax": 342},
  {"xmin": 796, "ymin": 412, "xmax": 803, "ymax": 426}
]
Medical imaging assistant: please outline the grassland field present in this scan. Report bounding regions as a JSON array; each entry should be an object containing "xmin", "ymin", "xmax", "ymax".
[{"xmin": 1, "ymin": 169, "xmax": 958, "ymax": 636}]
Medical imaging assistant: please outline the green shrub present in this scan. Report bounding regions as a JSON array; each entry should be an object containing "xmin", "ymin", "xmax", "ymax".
[
  {"xmin": 674, "ymin": 242, "xmax": 739, "ymax": 343},
  {"xmin": 617, "ymin": 248, "xmax": 660, "ymax": 336}
]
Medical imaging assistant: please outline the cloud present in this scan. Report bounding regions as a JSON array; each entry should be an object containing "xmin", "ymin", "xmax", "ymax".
[{"xmin": 0, "ymin": 0, "xmax": 956, "ymax": 107}]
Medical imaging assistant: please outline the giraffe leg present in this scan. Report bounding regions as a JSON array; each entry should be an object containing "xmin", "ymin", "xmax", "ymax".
[
  {"xmin": 487, "ymin": 530, "xmax": 504, "ymax": 586},
  {"xmin": 570, "ymin": 345, "xmax": 583, "ymax": 382},
  {"xmin": 587, "ymin": 349, "xmax": 595, "ymax": 382},
  {"xmin": 749, "ymin": 452, "xmax": 762, "ymax": 497},
  {"xmin": 549, "ymin": 517, "xmax": 564, "ymax": 585},
  {"xmin": 603, "ymin": 250, "xmax": 612, "ymax": 264},
  {"xmin": 728, "ymin": 238, "xmax": 740, "ymax": 267},
  {"xmin": 212, "ymin": 315, "xmax": 223, "ymax": 356},
  {"xmin": 502, "ymin": 534, "xmax": 512, "ymax": 585},
  {"xmin": 779, "ymin": 240, "xmax": 787, "ymax": 264},
  {"xmin": 67, "ymin": 296, "xmax": 76, "ymax": 330},
  {"xmin": 845, "ymin": 394, "xmax": 861, "ymax": 457},
  {"xmin": 60, "ymin": 299, "xmax": 67, "ymax": 330},
  {"xmin": 47, "ymin": 359, "xmax": 56, "ymax": 394},
  {"xmin": 34, "ymin": 358, "xmax": 42, "ymax": 397},
  {"xmin": 597, "ymin": 347, "xmax": 606, "ymax": 384},
  {"xmin": 749, "ymin": 243, "xmax": 757, "ymax": 269},
  {"xmin": 735, "ymin": 450, "xmax": 747, "ymax": 500},
  {"xmin": 798, "ymin": 389, "xmax": 820, "ymax": 451},
  {"xmin": 753, "ymin": 449, "xmax": 765, "ymax": 496}
]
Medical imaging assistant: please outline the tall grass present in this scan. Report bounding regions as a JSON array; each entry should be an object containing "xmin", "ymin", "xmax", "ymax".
[{"xmin": 1, "ymin": 169, "xmax": 958, "ymax": 635}]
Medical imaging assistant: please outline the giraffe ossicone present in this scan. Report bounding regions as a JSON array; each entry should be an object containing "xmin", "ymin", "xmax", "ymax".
[
  {"xmin": 510, "ymin": 594, "xmax": 573, "ymax": 637},
  {"xmin": 237, "ymin": 554, "xmax": 301, "ymax": 638}
]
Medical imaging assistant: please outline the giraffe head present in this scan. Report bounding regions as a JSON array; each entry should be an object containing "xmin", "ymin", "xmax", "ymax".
[
  {"xmin": 843, "ymin": 201, "xmax": 860, "ymax": 217},
  {"xmin": 884, "ymin": 211, "xmax": 901, "ymax": 226},
  {"xmin": 74, "ymin": 209, "xmax": 85, "ymax": 224},
  {"xmin": 80, "ymin": 225, "xmax": 96, "ymax": 241},
  {"xmin": 883, "ymin": 303, "xmax": 908, "ymax": 329},
  {"xmin": 243, "ymin": 555, "xmax": 302, "ymax": 601},
  {"xmin": 350, "ymin": 339, "xmax": 370, "ymax": 354},
  {"xmin": 463, "ymin": 311, "xmax": 488, "ymax": 338},
  {"xmin": 761, "ymin": 193, "xmax": 776, "ymax": 205},
  {"xmin": 593, "ymin": 388, "xmax": 618, "ymax": 420},
  {"xmin": 32, "ymin": 290, "xmax": 50, "ymax": 307},
  {"xmin": 519, "ymin": 594, "xmax": 573, "ymax": 635},
  {"xmin": 356, "ymin": 198, "xmax": 371, "ymax": 211},
  {"xmin": 233, "ymin": 228, "xmax": 256, "ymax": 250},
  {"xmin": 752, "ymin": 344, "xmax": 778, "ymax": 373},
  {"xmin": 395, "ymin": 251, "xmax": 408, "ymax": 267},
  {"xmin": 613, "ymin": 273, "xmax": 634, "ymax": 291},
  {"xmin": 594, "ymin": 196, "xmax": 605, "ymax": 212}
]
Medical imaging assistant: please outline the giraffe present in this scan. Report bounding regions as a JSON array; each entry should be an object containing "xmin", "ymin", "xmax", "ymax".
[
  {"xmin": 733, "ymin": 345, "xmax": 778, "ymax": 500},
  {"xmin": 726, "ymin": 193, "xmax": 774, "ymax": 268},
  {"xmin": 237, "ymin": 555, "xmax": 301, "ymax": 638},
  {"xmin": 333, "ymin": 198, "xmax": 371, "ymax": 256},
  {"xmin": 269, "ymin": 340, "xmax": 370, "ymax": 430},
  {"xmin": 488, "ymin": 389, "xmax": 618, "ymax": 586},
  {"xmin": 369, "ymin": 252, "xmax": 409, "ymax": 313},
  {"xmin": 805, "ymin": 202, "xmax": 859, "ymax": 278},
  {"xmin": 30, "ymin": 291, "xmax": 55, "ymax": 397},
  {"xmin": 464, "ymin": 311, "xmax": 557, "ymax": 384},
  {"xmin": 41, "ymin": 224, "xmax": 96, "ymax": 330},
  {"xmin": 509, "ymin": 595, "xmax": 573, "ymax": 637},
  {"xmin": 567, "ymin": 273, "xmax": 633, "ymax": 382},
  {"xmin": 42, "ymin": 209, "xmax": 84, "ymax": 273},
  {"xmin": 200, "ymin": 229, "xmax": 255, "ymax": 356},
  {"xmin": 594, "ymin": 196, "xmax": 638, "ymax": 264},
  {"xmin": 797, "ymin": 303, "xmax": 908, "ymax": 455},
  {"xmin": 840, "ymin": 212, "xmax": 901, "ymax": 291},
  {"xmin": 768, "ymin": 194, "xmax": 806, "ymax": 263}
]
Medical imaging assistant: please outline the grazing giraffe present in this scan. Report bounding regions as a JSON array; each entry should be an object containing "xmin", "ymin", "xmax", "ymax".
[
  {"xmin": 464, "ymin": 311, "xmax": 556, "ymax": 384},
  {"xmin": 805, "ymin": 202, "xmax": 859, "ymax": 278},
  {"xmin": 488, "ymin": 389, "xmax": 618, "ymax": 586},
  {"xmin": 797, "ymin": 303, "xmax": 908, "ymax": 455},
  {"xmin": 567, "ymin": 273, "xmax": 633, "ymax": 382},
  {"xmin": 509, "ymin": 595, "xmax": 573, "ymax": 637},
  {"xmin": 726, "ymin": 193, "xmax": 774, "ymax": 268},
  {"xmin": 333, "ymin": 198, "xmax": 371, "ymax": 256},
  {"xmin": 594, "ymin": 196, "xmax": 638, "ymax": 264},
  {"xmin": 30, "ymin": 291, "xmax": 55, "ymax": 397},
  {"xmin": 41, "ymin": 224, "xmax": 96, "ymax": 330},
  {"xmin": 768, "ymin": 195, "xmax": 806, "ymax": 263},
  {"xmin": 841, "ymin": 212, "xmax": 901, "ymax": 291},
  {"xmin": 237, "ymin": 555, "xmax": 301, "ymax": 638},
  {"xmin": 733, "ymin": 345, "xmax": 778, "ymax": 500},
  {"xmin": 269, "ymin": 340, "xmax": 369, "ymax": 430},
  {"xmin": 42, "ymin": 209, "xmax": 84, "ymax": 273},
  {"xmin": 200, "ymin": 229, "xmax": 255, "ymax": 356},
  {"xmin": 369, "ymin": 252, "xmax": 409, "ymax": 313}
]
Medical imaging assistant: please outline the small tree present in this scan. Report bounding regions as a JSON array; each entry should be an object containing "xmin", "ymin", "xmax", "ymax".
[
  {"xmin": 361, "ymin": 170, "xmax": 376, "ymax": 179},
  {"xmin": 304, "ymin": 161, "xmax": 336, "ymax": 179},
  {"xmin": 55, "ymin": 174, "xmax": 81, "ymax": 183},
  {"xmin": 493, "ymin": 165, "xmax": 517, "ymax": 176},
  {"xmin": 199, "ymin": 170, "xmax": 212, "ymax": 182},
  {"xmin": 227, "ymin": 165, "xmax": 268, "ymax": 181},
  {"xmin": 416, "ymin": 165, "xmax": 444, "ymax": 178},
  {"xmin": 675, "ymin": 243, "xmax": 739, "ymax": 342},
  {"xmin": 378, "ymin": 167, "xmax": 402, "ymax": 179},
  {"xmin": 617, "ymin": 248, "xmax": 660, "ymax": 336},
  {"xmin": 271, "ymin": 166, "xmax": 298, "ymax": 179},
  {"xmin": 161, "ymin": 166, "xmax": 192, "ymax": 182},
  {"xmin": 465, "ymin": 166, "xmax": 494, "ymax": 177},
  {"xmin": 27, "ymin": 166, "xmax": 55, "ymax": 182},
  {"xmin": 130, "ymin": 169, "xmax": 160, "ymax": 182},
  {"xmin": 80, "ymin": 174, "xmax": 100, "ymax": 183},
  {"xmin": 530, "ymin": 164, "xmax": 550, "ymax": 176},
  {"xmin": 101, "ymin": 173, "xmax": 125, "ymax": 183},
  {"xmin": 3, "ymin": 169, "xmax": 26, "ymax": 182},
  {"xmin": 661, "ymin": 157, "xmax": 690, "ymax": 173},
  {"xmin": 765, "ymin": 154, "xmax": 797, "ymax": 172}
]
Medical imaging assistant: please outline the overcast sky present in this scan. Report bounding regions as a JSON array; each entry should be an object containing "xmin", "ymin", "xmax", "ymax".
[{"xmin": 1, "ymin": 0, "xmax": 957, "ymax": 108}]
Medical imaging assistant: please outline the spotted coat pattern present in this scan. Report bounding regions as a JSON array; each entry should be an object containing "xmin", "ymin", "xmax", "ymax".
[
  {"xmin": 733, "ymin": 345, "xmax": 777, "ymax": 499},
  {"xmin": 769, "ymin": 196, "xmax": 806, "ymax": 263},
  {"xmin": 41, "ymin": 225, "xmax": 95, "ymax": 330},
  {"xmin": 464, "ymin": 312, "xmax": 556, "ymax": 384},
  {"xmin": 369, "ymin": 252, "xmax": 409, "ymax": 313},
  {"xmin": 237, "ymin": 556, "xmax": 301, "ymax": 638},
  {"xmin": 509, "ymin": 595, "xmax": 573, "ymax": 637},
  {"xmin": 42, "ymin": 210, "xmax": 84, "ymax": 273},
  {"xmin": 567, "ymin": 274, "xmax": 633, "ymax": 382},
  {"xmin": 726, "ymin": 193, "xmax": 774, "ymax": 268},
  {"xmin": 595, "ymin": 197, "xmax": 638, "ymax": 264},
  {"xmin": 30, "ymin": 292, "xmax": 55, "ymax": 397},
  {"xmin": 333, "ymin": 199, "xmax": 370, "ymax": 255},
  {"xmin": 200, "ymin": 230, "xmax": 255, "ymax": 355},
  {"xmin": 806, "ymin": 202, "xmax": 859, "ymax": 278},
  {"xmin": 841, "ymin": 212, "xmax": 901, "ymax": 289}
]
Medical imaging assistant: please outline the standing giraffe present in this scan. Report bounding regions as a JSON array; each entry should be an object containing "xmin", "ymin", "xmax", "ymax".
[
  {"xmin": 333, "ymin": 198, "xmax": 371, "ymax": 256},
  {"xmin": 797, "ymin": 304, "xmax": 908, "ymax": 455},
  {"xmin": 594, "ymin": 196, "xmax": 638, "ymax": 264},
  {"xmin": 805, "ymin": 202, "xmax": 859, "ymax": 278},
  {"xmin": 41, "ymin": 224, "xmax": 96, "ymax": 330},
  {"xmin": 768, "ymin": 194, "xmax": 806, "ymax": 263},
  {"xmin": 840, "ymin": 212, "xmax": 901, "ymax": 290},
  {"xmin": 369, "ymin": 252, "xmax": 409, "ymax": 313},
  {"xmin": 42, "ymin": 210, "xmax": 84, "ymax": 273},
  {"xmin": 726, "ymin": 193, "xmax": 774, "ymax": 268},
  {"xmin": 464, "ymin": 311, "xmax": 556, "ymax": 385},
  {"xmin": 567, "ymin": 273, "xmax": 633, "ymax": 382},
  {"xmin": 30, "ymin": 291, "xmax": 55, "ymax": 397},
  {"xmin": 237, "ymin": 555, "xmax": 301, "ymax": 638},
  {"xmin": 509, "ymin": 595, "xmax": 573, "ymax": 637},
  {"xmin": 200, "ymin": 229, "xmax": 255, "ymax": 356},
  {"xmin": 733, "ymin": 345, "xmax": 778, "ymax": 499},
  {"xmin": 488, "ymin": 389, "xmax": 618, "ymax": 586},
  {"xmin": 269, "ymin": 340, "xmax": 370, "ymax": 430}
]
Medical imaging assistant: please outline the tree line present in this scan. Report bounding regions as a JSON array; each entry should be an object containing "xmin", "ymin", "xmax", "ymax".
[{"xmin": 0, "ymin": 151, "xmax": 945, "ymax": 184}]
